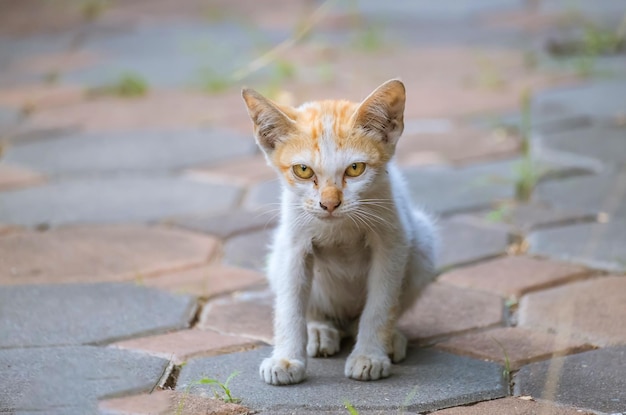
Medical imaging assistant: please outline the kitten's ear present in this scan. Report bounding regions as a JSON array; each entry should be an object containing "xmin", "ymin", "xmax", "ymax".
[
  {"xmin": 241, "ymin": 88, "xmax": 297, "ymax": 153},
  {"xmin": 352, "ymin": 79, "xmax": 406, "ymax": 145}
]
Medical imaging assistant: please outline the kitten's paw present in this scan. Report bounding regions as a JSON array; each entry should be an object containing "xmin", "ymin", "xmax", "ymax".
[
  {"xmin": 307, "ymin": 322, "xmax": 341, "ymax": 357},
  {"xmin": 259, "ymin": 357, "xmax": 306, "ymax": 385},
  {"xmin": 390, "ymin": 330, "xmax": 408, "ymax": 363},
  {"xmin": 344, "ymin": 351, "xmax": 391, "ymax": 381}
]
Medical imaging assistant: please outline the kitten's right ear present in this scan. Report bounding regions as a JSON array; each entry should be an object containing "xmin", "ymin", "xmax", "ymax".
[{"xmin": 241, "ymin": 88, "xmax": 297, "ymax": 153}]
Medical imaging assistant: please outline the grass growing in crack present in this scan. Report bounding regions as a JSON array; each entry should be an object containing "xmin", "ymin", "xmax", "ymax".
[
  {"xmin": 514, "ymin": 88, "xmax": 537, "ymax": 202},
  {"xmin": 485, "ymin": 204, "xmax": 510, "ymax": 223},
  {"xmin": 344, "ymin": 400, "xmax": 359, "ymax": 415},
  {"xmin": 196, "ymin": 371, "xmax": 241, "ymax": 403},
  {"xmin": 87, "ymin": 72, "xmax": 149, "ymax": 98},
  {"xmin": 491, "ymin": 337, "xmax": 512, "ymax": 391}
]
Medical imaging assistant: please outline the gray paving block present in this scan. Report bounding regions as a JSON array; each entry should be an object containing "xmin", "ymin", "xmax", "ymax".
[
  {"xmin": 244, "ymin": 179, "xmax": 282, "ymax": 211},
  {"xmin": 515, "ymin": 346, "xmax": 626, "ymax": 414},
  {"xmin": 0, "ymin": 283, "xmax": 196, "ymax": 347},
  {"xmin": 534, "ymin": 169, "xmax": 626, "ymax": 219},
  {"xmin": 0, "ymin": 346, "xmax": 168, "ymax": 414},
  {"xmin": 4, "ymin": 129, "xmax": 257, "ymax": 175},
  {"xmin": 540, "ymin": 124, "xmax": 626, "ymax": 167},
  {"xmin": 0, "ymin": 176, "xmax": 242, "ymax": 226},
  {"xmin": 168, "ymin": 208, "xmax": 277, "ymax": 239},
  {"xmin": 223, "ymin": 228, "xmax": 273, "ymax": 271},
  {"xmin": 528, "ymin": 221, "xmax": 626, "ymax": 272},
  {"xmin": 178, "ymin": 346, "xmax": 507, "ymax": 413},
  {"xmin": 439, "ymin": 219, "xmax": 510, "ymax": 270}
]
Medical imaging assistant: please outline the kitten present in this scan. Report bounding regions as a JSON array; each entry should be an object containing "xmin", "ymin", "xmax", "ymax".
[{"xmin": 242, "ymin": 79, "xmax": 437, "ymax": 385}]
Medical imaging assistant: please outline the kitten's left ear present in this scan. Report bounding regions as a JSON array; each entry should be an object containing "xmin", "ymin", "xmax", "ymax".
[{"xmin": 352, "ymin": 79, "xmax": 406, "ymax": 145}]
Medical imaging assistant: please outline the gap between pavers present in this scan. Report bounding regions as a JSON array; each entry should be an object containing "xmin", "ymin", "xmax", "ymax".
[
  {"xmin": 177, "ymin": 346, "xmax": 507, "ymax": 413},
  {"xmin": 430, "ymin": 396, "xmax": 596, "ymax": 415}
]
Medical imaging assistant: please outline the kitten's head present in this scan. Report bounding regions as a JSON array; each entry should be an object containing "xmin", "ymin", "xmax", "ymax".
[{"xmin": 242, "ymin": 79, "xmax": 405, "ymax": 221}]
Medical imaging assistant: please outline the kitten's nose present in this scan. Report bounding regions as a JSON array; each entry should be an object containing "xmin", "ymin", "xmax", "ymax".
[{"xmin": 319, "ymin": 200, "xmax": 341, "ymax": 213}]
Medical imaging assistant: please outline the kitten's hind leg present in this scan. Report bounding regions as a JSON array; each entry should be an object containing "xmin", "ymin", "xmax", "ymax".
[
  {"xmin": 307, "ymin": 321, "xmax": 341, "ymax": 357},
  {"xmin": 389, "ymin": 330, "xmax": 407, "ymax": 363}
]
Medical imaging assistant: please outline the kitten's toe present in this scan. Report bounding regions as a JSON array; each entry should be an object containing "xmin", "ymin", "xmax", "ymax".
[
  {"xmin": 345, "ymin": 351, "xmax": 391, "ymax": 381},
  {"xmin": 307, "ymin": 322, "xmax": 341, "ymax": 357},
  {"xmin": 259, "ymin": 356, "xmax": 306, "ymax": 385},
  {"xmin": 390, "ymin": 330, "xmax": 407, "ymax": 363}
]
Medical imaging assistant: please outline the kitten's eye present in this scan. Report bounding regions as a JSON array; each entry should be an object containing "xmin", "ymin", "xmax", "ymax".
[
  {"xmin": 292, "ymin": 164, "xmax": 315, "ymax": 180},
  {"xmin": 345, "ymin": 162, "xmax": 366, "ymax": 177}
]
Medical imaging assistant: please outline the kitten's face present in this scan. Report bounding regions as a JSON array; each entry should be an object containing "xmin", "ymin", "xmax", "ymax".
[{"xmin": 242, "ymin": 80, "xmax": 406, "ymax": 222}]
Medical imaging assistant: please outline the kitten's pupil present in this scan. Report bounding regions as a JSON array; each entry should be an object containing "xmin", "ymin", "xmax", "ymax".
[{"xmin": 351, "ymin": 163, "xmax": 357, "ymax": 170}]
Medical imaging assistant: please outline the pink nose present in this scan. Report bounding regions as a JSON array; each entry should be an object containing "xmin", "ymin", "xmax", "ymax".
[{"xmin": 319, "ymin": 200, "xmax": 341, "ymax": 213}]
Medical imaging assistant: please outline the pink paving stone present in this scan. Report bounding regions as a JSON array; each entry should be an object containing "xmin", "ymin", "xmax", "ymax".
[
  {"xmin": 0, "ymin": 84, "xmax": 84, "ymax": 111},
  {"xmin": 6, "ymin": 50, "xmax": 101, "ymax": 75},
  {"xmin": 518, "ymin": 276, "xmax": 626, "ymax": 347},
  {"xmin": 99, "ymin": 389, "xmax": 250, "ymax": 415},
  {"xmin": 398, "ymin": 282, "xmax": 504, "ymax": 344},
  {"xmin": 431, "ymin": 396, "xmax": 595, "ymax": 415},
  {"xmin": 110, "ymin": 329, "xmax": 260, "ymax": 365},
  {"xmin": 186, "ymin": 154, "xmax": 275, "ymax": 187},
  {"xmin": 0, "ymin": 162, "xmax": 45, "ymax": 190},
  {"xmin": 436, "ymin": 327, "xmax": 593, "ymax": 370},
  {"xmin": 143, "ymin": 265, "xmax": 266, "ymax": 299},
  {"xmin": 439, "ymin": 256, "xmax": 591, "ymax": 299},
  {"xmin": 198, "ymin": 289, "xmax": 274, "ymax": 344},
  {"xmin": 0, "ymin": 225, "xmax": 220, "ymax": 285},
  {"xmin": 0, "ymin": 224, "xmax": 21, "ymax": 235}
]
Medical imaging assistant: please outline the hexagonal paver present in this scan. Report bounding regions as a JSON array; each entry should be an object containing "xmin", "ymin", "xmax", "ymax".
[
  {"xmin": 0, "ymin": 346, "xmax": 168, "ymax": 414},
  {"xmin": 110, "ymin": 329, "xmax": 260, "ymax": 364},
  {"xmin": 515, "ymin": 346, "xmax": 626, "ymax": 414},
  {"xmin": 186, "ymin": 154, "xmax": 275, "ymax": 187},
  {"xmin": 143, "ymin": 265, "xmax": 266, "ymax": 299},
  {"xmin": 177, "ymin": 346, "xmax": 507, "ymax": 413},
  {"xmin": 3, "ymin": 128, "xmax": 257, "ymax": 175},
  {"xmin": 431, "ymin": 396, "xmax": 596, "ymax": 415},
  {"xmin": 518, "ymin": 276, "xmax": 626, "ymax": 347},
  {"xmin": 223, "ymin": 228, "xmax": 274, "ymax": 271},
  {"xmin": 198, "ymin": 289, "xmax": 274, "ymax": 344},
  {"xmin": 528, "ymin": 221, "xmax": 626, "ymax": 272},
  {"xmin": 438, "ymin": 219, "xmax": 511, "ymax": 270},
  {"xmin": 243, "ymin": 179, "xmax": 281, "ymax": 211},
  {"xmin": 439, "ymin": 256, "xmax": 591, "ymax": 299},
  {"xmin": 436, "ymin": 327, "xmax": 592, "ymax": 370},
  {"xmin": 0, "ymin": 161, "xmax": 45, "ymax": 190},
  {"xmin": 0, "ymin": 283, "xmax": 196, "ymax": 347},
  {"xmin": 0, "ymin": 225, "xmax": 219, "ymax": 285},
  {"xmin": 399, "ymin": 282, "xmax": 504, "ymax": 344},
  {"xmin": 0, "ymin": 176, "xmax": 242, "ymax": 226},
  {"xmin": 168, "ymin": 208, "xmax": 277, "ymax": 239},
  {"xmin": 534, "ymin": 170, "xmax": 626, "ymax": 220}
]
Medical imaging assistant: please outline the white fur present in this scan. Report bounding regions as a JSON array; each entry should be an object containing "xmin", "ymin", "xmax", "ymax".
[{"xmin": 259, "ymin": 124, "xmax": 438, "ymax": 385}]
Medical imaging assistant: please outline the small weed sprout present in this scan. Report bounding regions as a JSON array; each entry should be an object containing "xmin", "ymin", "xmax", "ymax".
[
  {"xmin": 343, "ymin": 400, "xmax": 360, "ymax": 415},
  {"xmin": 87, "ymin": 72, "xmax": 149, "ymax": 98},
  {"xmin": 196, "ymin": 371, "xmax": 241, "ymax": 403},
  {"xmin": 491, "ymin": 337, "xmax": 512, "ymax": 393},
  {"xmin": 515, "ymin": 88, "xmax": 537, "ymax": 202}
]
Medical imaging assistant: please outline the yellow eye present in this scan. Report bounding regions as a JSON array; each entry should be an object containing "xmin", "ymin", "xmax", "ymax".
[
  {"xmin": 292, "ymin": 164, "xmax": 315, "ymax": 180},
  {"xmin": 345, "ymin": 162, "xmax": 366, "ymax": 177}
]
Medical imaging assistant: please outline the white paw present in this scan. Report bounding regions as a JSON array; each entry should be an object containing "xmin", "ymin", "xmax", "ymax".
[
  {"xmin": 345, "ymin": 351, "xmax": 391, "ymax": 381},
  {"xmin": 391, "ymin": 330, "xmax": 407, "ymax": 363},
  {"xmin": 307, "ymin": 322, "xmax": 341, "ymax": 357},
  {"xmin": 259, "ymin": 356, "xmax": 306, "ymax": 385}
]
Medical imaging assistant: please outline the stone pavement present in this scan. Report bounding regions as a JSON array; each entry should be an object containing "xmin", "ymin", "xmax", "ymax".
[{"xmin": 0, "ymin": 1, "xmax": 625, "ymax": 414}]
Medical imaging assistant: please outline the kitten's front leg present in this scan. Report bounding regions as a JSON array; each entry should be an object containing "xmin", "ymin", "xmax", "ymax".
[
  {"xmin": 345, "ymin": 241, "xmax": 407, "ymax": 381},
  {"xmin": 260, "ymin": 242, "xmax": 313, "ymax": 385}
]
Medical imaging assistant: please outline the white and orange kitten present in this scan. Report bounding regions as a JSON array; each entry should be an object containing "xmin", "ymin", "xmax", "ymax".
[{"xmin": 242, "ymin": 79, "xmax": 437, "ymax": 385}]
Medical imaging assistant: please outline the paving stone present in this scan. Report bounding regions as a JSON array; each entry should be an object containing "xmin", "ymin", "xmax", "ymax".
[
  {"xmin": 534, "ymin": 170, "xmax": 626, "ymax": 220},
  {"xmin": 243, "ymin": 179, "xmax": 282, "ymax": 211},
  {"xmin": 111, "ymin": 329, "xmax": 260, "ymax": 365},
  {"xmin": 0, "ymin": 83, "xmax": 84, "ymax": 111},
  {"xmin": 144, "ymin": 265, "xmax": 266, "ymax": 299},
  {"xmin": 436, "ymin": 327, "xmax": 593, "ymax": 370},
  {"xmin": 199, "ymin": 289, "xmax": 274, "ymax": 344},
  {"xmin": 223, "ymin": 228, "xmax": 274, "ymax": 271},
  {"xmin": 0, "ymin": 282, "xmax": 196, "ymax": 347},
  {"xmin": 515, "ymin": 346, "xmax": 626, "ymax": 414},
  {"xmin": 0, "ymin": 346, "xmax": 168, "ymax": 415},
  {"xmin": 0, "ymin": 162, "xmax": 45, "ymax": 190},
  {"xmin": 439, "ymin": 256, "xmax": 591, "ymax": 299},
  {"xmin": 540, "ymin": 124, "xmax": 626, "ymax": 168},
  {"xmin": 0, "ymin": 176, "xmax": 242, "ymax": 226},
  {"xmin": 3, "ymin": 129, "xmax": 257, "ymax": 175},
  {"xmin": 187, "ymin": 154, "xmax": 276, "ymax": 187},
  {"xmin": 99, "ymin": 390, "xmax": 251, "ymax": 415},
  {"xmin": 438, "ymin": 219, "xmax": 511, "ymax": 270},
  {"xmin": 431, "ymin": 396, "xmax": 596, "ymax": 415},
  {"xmin": 178, "ymin": 346, "xmax": 507, "ymax": 413},
  {"xmin": 518, "ymin": 276, "xmax": 626, "ymax": 347},
  {"xmin": 399, "ymin": 282, "xmax": 504, "ymax": 344},
  {"xmin": 528, "ymin": 221, "xmax": 626, "ymax": 272},
  {"xmin": 167, "ymin": 208, "xmax": 278, "ymax": 239},
  {"xmin": 0, "ymin": 225, "xmax": 219, "ymax": 285}
]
